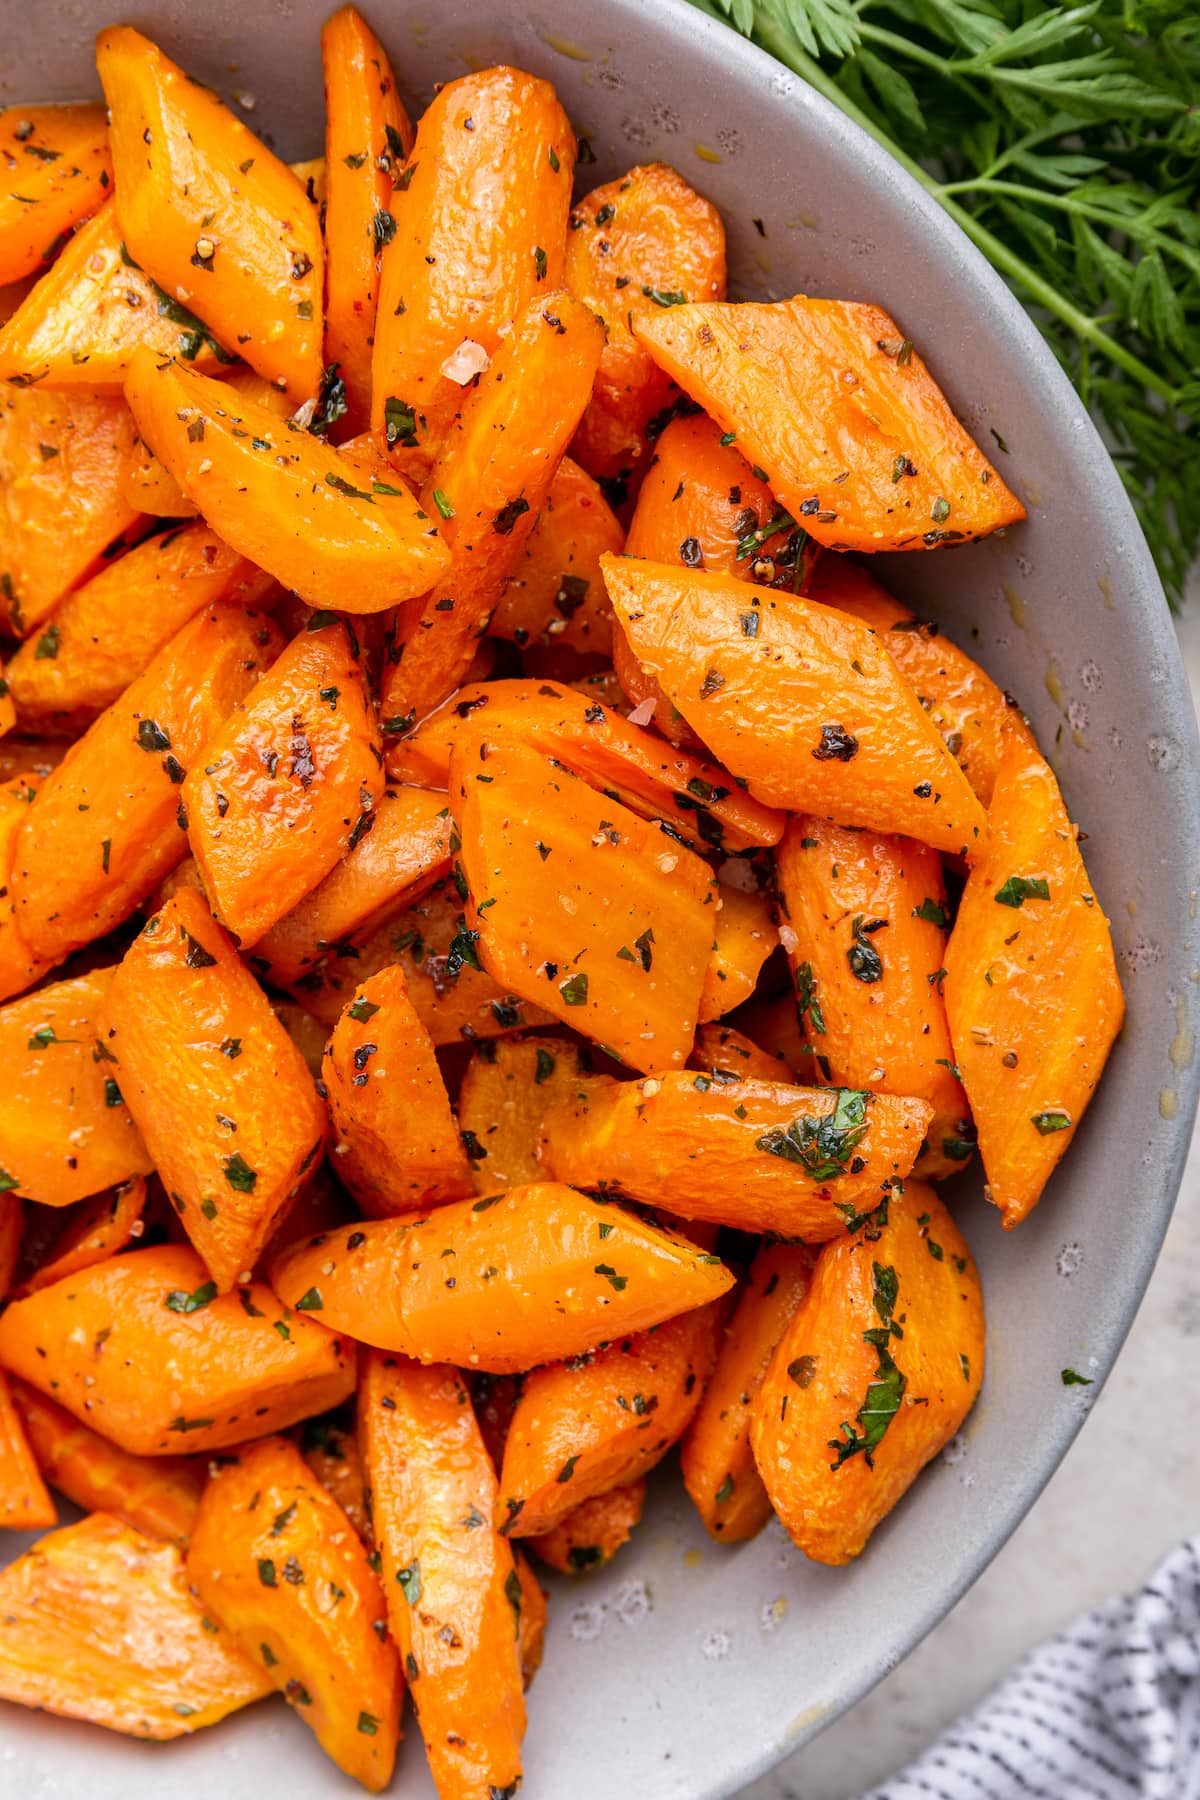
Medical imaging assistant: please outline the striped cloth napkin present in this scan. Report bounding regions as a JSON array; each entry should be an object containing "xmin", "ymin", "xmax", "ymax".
[{"xmin": 866, "ymin": 1538, "xmax": 1200, "ymax": 1800}]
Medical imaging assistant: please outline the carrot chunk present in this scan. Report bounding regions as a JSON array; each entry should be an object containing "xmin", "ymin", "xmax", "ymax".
[
  {"xmin": 0, "ymin": 1369, "xmax": 56, "ymax": 1528},
  {"xmin": 0, "ymin": 105, "xmax": 112, "ymax": 286},
  {"xmin": 492, "ymin": 456, "xmax": 623, "ymax": 655},
  {"xmin": 527, "ymin": 1479, "xmax": 646, "ymax": 1575}
]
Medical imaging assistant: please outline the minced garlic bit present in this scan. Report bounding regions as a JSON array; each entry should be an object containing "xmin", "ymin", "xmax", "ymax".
[{"xmin": 440, "ymin": 338, "xmax": 490, "ymax": 384}]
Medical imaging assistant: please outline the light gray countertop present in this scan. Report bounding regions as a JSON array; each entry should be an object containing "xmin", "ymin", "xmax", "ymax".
[{"xmin": 745, "ymin": 591, "xmax": 1200, "ymax": 1800}]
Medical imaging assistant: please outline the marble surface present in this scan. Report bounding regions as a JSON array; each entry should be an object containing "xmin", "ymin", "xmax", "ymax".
[{"xmin": 745, "ymin": 588, "xmax": 1200, "ymax": 1800}]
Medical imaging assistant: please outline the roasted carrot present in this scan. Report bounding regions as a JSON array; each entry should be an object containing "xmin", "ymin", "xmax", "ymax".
[
  {"xmin": 541, "ymin": 1074, "xmax": 931, "ymax": 1237},
  {"xmin": 457, "ymin": 1034, "xmax": 603, "ymax": 1192},
  {"xmin": 100, "ymin": 890, "xmax": 328, "ymax": 1290},
  {"xmin": 12, "ymin": 605, "xmax": 282, "ymax": 963},
  {"xmin": 565, "ymin": 164, "xmax": 726, "ymax": 487},
  {"xmin": 944, "ymin": 719, "xmax": 1123, "ymax": 1227},
  {"xmin": 120, "ymin": 431, "xmax": 199, "ymax": 518},
  {"xmin": 184, "ymin": 617, "xmax": 381, "ymax": 947},
  {"xmin": 491, "ymin": 456, "xmax": 624, "ymax": 655},
  {"xmin": 690, "ymin": 1020, "xmax": 792, "ymax": 1085},
  {"xmin": 323, "ymin": 962, "xmax": 473, "ymax": 1215},
  {"xmin": 299, "ymin": 1406, "xmax": 371, "ymax": 1541},
  {"xmin": 602, "ymin": 556, "xmax": 988, "ymax": 858},
  {"xmin": 0, "ymin": 386, "xmax": 142, "ymax": 637},
  {"xmin": 0, "ymin": 105, "xmax": 112, "ymax": 286},
  {"xmin": 497, "ymin": 1302, "xmax": 724, "ymax": 1537},
  {"xmin": 98, "ymin": 26, "xmax": 324, "ymax": 398},
  {"xmin": 9, "ymin": 1379, "xmax": 203, "ymax": 1545},
  {"xmin": 0, "ymin": 1514, "xmax": 272, "ymax": 1735},
  {"xmin": 359, "ymin": 1351, "xmax": 526, "ymax": 1798},
  {"xmin": 0, "ymin": 199, "xmax": 233, "ymax": 389},
  {"xmin": 699, "ymin": 883, "xmax": 778, "ymax": 1022},
  {"xmin": 321, "ymin": 5, "xmax": 413, "ymax": 436},
  {"xmin": 527, "ymin": 1478, "xmax": 646, "ymax": 1574},
  {"xmin": 23, "ymin": 1175, "xmax": 147, "ymax": 1292},
  {"xmin": 680, "ymin": 1243, "xmax": 814, "ymax": 1541},
  {"xmin": 371, "ymin": 66, "xmax": 575, "ymax": 475},
  {"xmin": 0, "ymin": 1192, "xmax": 21, "ymax": 1297},
  {"xmin": 0, "ymin": 1242, "xmax": 356, "ymax": 1454},
  {"xmin": 6, "ymin": 520, "xmax": 273, "ymax": 732},
  {"xmin": 775, "ymin": 817, "xmax": 973, "ymax": 1179},
  {"xmin": 388, "ymin": 676, "xmax": 785, "ymax": 852},
  {"xmin": 270, "ymin": 1184, "xmax": 734, "ymax": 1372},
  {"xmin": 124, "ymin": 348, "xmax": 451, "ymax": 608},
  {"xmin": 0, "ymin": 970, "xmax": 153, "ymax": 1207},
  {"xmin": 188, "ymin": 1435, "xmax": 402, "ymax": 1790},
  {"xmin": 751, "ymin": 1181, "xmax": 984, "ymax": 1564},
  {"xmin": 0, "ymin": 1370, "xmax": 56, "ymax": 1528},
  {"xmin": 809, "ymin": 557, "xmax": 1014, "ymax": 806},
  {"xmin": 735, "ymin": 992, "xmax": 812, "ymax": 1082},
  {"xmin": 0, "ymin": 768, "xmax": 51, "ymax": 1004},
  {"xmin": 514, "ymin": 1550, "xmax": 547, "ymax": 1685},
  {"xmin": 451, "ymin": 733, "xmax": 717, "ymax": 1070},
  {"xmin": 634, "ymin": 297, "xmax": 1025, "ymax": 551},
  {"xmin": 379, "ymin": 293, "xmax": 605, "ymax": 736},
  {"xmin": 291, "ymin": 875, "xmax": 558, "ymax": 1040},
  {"xmin": 256, "ymin": 785, "xmax": 453, "ymax": 985}
]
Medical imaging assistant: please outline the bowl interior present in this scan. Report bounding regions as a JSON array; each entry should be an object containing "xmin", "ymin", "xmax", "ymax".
[{"xmin": 2, "ymin": 2, "xmax": 1199, "ymax": 1795}]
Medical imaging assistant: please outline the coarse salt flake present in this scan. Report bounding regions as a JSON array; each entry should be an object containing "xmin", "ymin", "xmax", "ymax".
[{"xmin": 440, "ymin": 338, "xmax": 490, "ymax": 384}]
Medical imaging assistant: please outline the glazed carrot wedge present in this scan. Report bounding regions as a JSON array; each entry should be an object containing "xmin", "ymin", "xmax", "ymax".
[
  {"xmin": 540, "ymin": 1074, "xmax": 931, "ymax": 1237},
  {"xmin": 452, "ymin": 734, "xmax": 716, "ymax": 1070},
  {"xmin": 388, "ymin": 676, "xmax": 785, "ymax": 852},
  {"xmin": 690, "ymin": 1020, "xmax": 793, "ymax": 1085},
  {"xmin": 565, "ymin": 164, "xmax": 726, "ymax": 488},
  {"xmin": 514, "ymin": 1549, "xmax": 547, "ymax": 1685},
  {"xmin": 0, "ymin": 1243, "xmax": 356, "ymax": 1454},
  {"xmin": 360, "ymin": 1351, "xmax": 526, "ymax": 1800},
  {"xmin": 634, "ymin": 298, "xmax": 1025, "ymax": 551},
  {"xmin": 323, "ymin": 963, "xmax": 473, "ymax": 1215},
  {"xmin": 0, "ymin": 664, "xmax": 13, "ymax": 738},
  {"xmin": 300, "ymin": 1407, "xmax": 370, "ymax": 1540},
  {"xmin": 183, "ymin": 617, "xmax": 381, "ymax": 947},
  {"xmin": 457, "ymin": 1035, "xmax": 607, "ymax": 1192},
  {"xmin": 751, "ymin": 1182, "xmax": 984, "ymax": 1564},
  {"xmin": 98, "ymin": 26, "xmax": 324, "ymax": 398},
  {"xmin": 0, "ymin": 970, "xmax": 152, "ymax": 1207},
  {"xmin": 0, "ymin": 105, "xmax": 112, "ymax": 285},
  {"xmin": 370, "ymin": 66, "xmax": 575, "ymax": 475},
  {"xmin": 270, "ymin": 1185, "xmax": 734, "ymax": 1372},
  {"xmin": 6, "ymin": 521, "xmax": 274, "ymax": 732},
  {"xmin": 944, "ymin": 720, "xmax": 1124, "ymax": 1227},
  {"xmin": 699, "ymin": 884, "xmax": 778, "ymax": 1022},
  {"xmin": 0, "ymin": 769, "xmax": 51, "ymax": 1004},
  {"xmin": 497, "ymin": 1303, "xmax": 724, "ymax": 1537},
  {"xmin": 124, "ymin": 349, "xmax": 451, "ymax": 608},
  {"xmin": 527, "ymin": 1478, "xmax": 646, "ymax": 1574},
  {"xmin": 100, "ymin": 890, "xmax": 328, "ymax": 1290},
  {"xmin": 120, "ymin": 432, "xmax": 199, "ymax": 517},
  {"xmin": 0, "ymin": 1192, "xmax": 21, "ymax": 1296},
  {"xmin": 23, "ymin": 1175, "xmax": 147, "ymax": 1292},
  {"xmin": 602, "ymin": 556, "xmax": 988, "ymax": 857},
  {"xmin": 492, "ymin": 456, "xmax": 623, "ymax": 655},
  {"xmin": 616, "ymin": 411, "xmax": 816, "ymax": 745},
  {"xmin": 809, "ymin": 557, "xmax": 1014, "ymax": 805},
  {"xmin": 256, "ymin": 786, "xmax": 453, "ymax": 985},
  {"xmin": 0, "ymin": 1370, "xmax": 56, "ymax": 1527},
  {"xmin": 0, "ymin": 1514, "xmax": 272, "ymax": 1735},
  {"xmin": 188, "ymin": 1436, "xmax": 402, "ymax": 1791},
  {"xmin": 291, "ymin": 876, "xmax": 558, "ymax": 1039},
  {"xmin": 0, "ymin": 386, "xmax": 142, "ymax": 637},
  {"xmin": 322, "ymin": 5, "xmax": 413, "ymax": 435},
  {"xmin": 9, "ymin": 1380, "xmax": 203, "ymax": 1545},
  {"xmin": 680, "ymin": 1243, "xmax": 814, "ymax": 1541},
  {"xmin": 379, "ymin": 294, "xmax": 604, "ymax": 735},
  {"xmin": 12, "ymin": 605, "xmax": 282, "ymax": 963},
  {"xmin": 775, "ymin": 818, "xmax": 973, "ymax": 1179},
  {"xmin": 0, "ymin": 199, "xmax": 233, "ymax": 388}
]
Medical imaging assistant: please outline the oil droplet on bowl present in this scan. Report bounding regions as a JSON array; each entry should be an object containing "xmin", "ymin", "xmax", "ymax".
[
  {"xmin": 539, "ymin": 30, "xmax": 597, "ymax": 59},
  {"xmin": 1160, "ymin": 1088, "xmax": 1179, "ymax": 1120},
  {"xmin": 683, "ymin": 1547, "xmax": 702, "ymax": 1568},
  {"xmin": 760, "ymin": 1596, "xmax": 787, "ymax": 1633},
  {"xmin": 1003, "ymin": 584, "xmax": 1026, "ymax": 628},
  {"xmin": 702, "ymin": 1629, "xmax": 731, "ymax": 1660},
  {"xmin": 1170, "ymin": 994, "xmax": 1194, "ymax": 1069},
  {"xmin": 1045, "ymin": 664, "xmax": 1065, "ymax": 708},
  {"xmin": 694, "ymin": 144, "xmax": 722, "ymax": 164},
  {"xmin": 1056, "ymin": 1241, "xmax": 1083, "ymax": 1278}
]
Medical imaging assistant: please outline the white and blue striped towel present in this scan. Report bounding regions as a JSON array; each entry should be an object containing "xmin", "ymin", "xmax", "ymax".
[{"xmin": 867, "ymin": 1539, "xmax": 1200, "ymax": 1800}]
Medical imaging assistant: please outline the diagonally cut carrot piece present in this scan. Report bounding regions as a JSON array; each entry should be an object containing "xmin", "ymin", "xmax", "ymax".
[
  {"xmin": 0, "ymin": 1513, "xmax": 271, "ymax": 1735},
  {"xmin": 944, "ymin": 719, "xmax": 1123, "ymax": 1227},
  {"xmin": 457, "ymin": 1035, "xmax": 608, "ymax": 1193},
  {"xmin": 492, "ymin": 456, "xmax": 623, "ymax": 655},
  {"xmin": 0, "ymin": 768, "xmax": 51, "ymax": 1006},
  {"xmin": 0, "ymin": 1369, "xmax": 56, "ymax": 1527},
  {"xmin": 10, "ymin": 1379, "xmax": 202, "ymax": 1545},
  {"xmin": 23, "ymin": 1176, "xmax": 147, "ymax": 1292},
  {"xmin": 602, "ymin": 555, "xmax": 988, "ymax": 857},
  {"xmin": 700, "ymin": 883, "xmax": 777, "ymax": 1022},
  {"xmin": 98, "ymin": 26, "xmax": 323, "ymax": 398},
  {"xmin": 634, "ymin": 297, "xmax": 1025, "ymax": 551},
  {"xmin": 124, "ymin": 348, "xmax": 451, "ymax": 608},
  {"xmin": 0, "ymin": 105, "xmax": 112, "ymax": 285},
  {"xmin": 270, "ymin": 1185, "xmax": 735, "ymax": 1372},
  {"xmin": 527, "ymin": 1479, "xmax": 646, "ymax": 1575}
]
